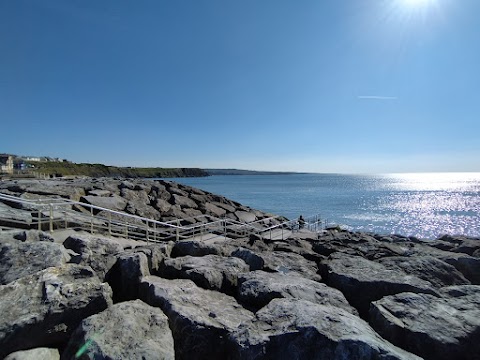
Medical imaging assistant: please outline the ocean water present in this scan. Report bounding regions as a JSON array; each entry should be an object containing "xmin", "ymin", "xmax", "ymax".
[{"xmin": 166, "ymin": 173, "xmax": 480, "ymax": 239}]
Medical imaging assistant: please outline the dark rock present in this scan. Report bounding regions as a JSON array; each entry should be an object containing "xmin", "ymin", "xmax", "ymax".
[
  {"xmin": 107, "ymin": 251, "xmax": 150, "ymax": 302},
  {"xmin": 12, "ymin": 230, "xmax": 55, "ymax": 242},
  {"xmin": 202, "ymin": 202, "xmax": 227, "ymax": 217},
  {"xmin": 230, "ymin": 299, "xmax": 421, "ymax": 360},
  {"xmin": 231, "ymin": 247, "xmax": 265, "ymax": 271},
  {"xmin": 139, "ymin": 276, "xmax": 253, "ymax": 360},
  {"xmin": 63, "ymin": 233, "xmax": 124, "ymax": 281},
  {"xmin": 62, "ymin": 300, "xmax": 174, "ymax": 360},
  {"xmin": 0, "ymin": 241, "xmax": 70, "ymax": 284},
  {"xmin": 325, "ymin": 253, "xmax": 438, "ymax": 318},
  {"xmin": 378, "ymin": 256, "xmax": 471, "ymax": 288},
  {"xmin": 437, "ymin": 234, "xmax": 480, "ymax": 256},
  {"xmin": 161, "ymin": 255, "xmax": 249, "ymax": 295},
  {"xmin": 237, "ymin": 271, "xmax": 358, "ymax": 314},
  {"xmin": 0, "ymin": 264, "xmax": 112, "ymax": 358},
  {"xmin": 370, "ymin": 285, "xmax": 480, "ymax": 360}
]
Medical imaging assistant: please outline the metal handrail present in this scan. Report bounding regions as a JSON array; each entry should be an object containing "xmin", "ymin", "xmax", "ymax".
[{"xmin": 0, "ymin": 192, "xmax": 324, "ymax": 242}]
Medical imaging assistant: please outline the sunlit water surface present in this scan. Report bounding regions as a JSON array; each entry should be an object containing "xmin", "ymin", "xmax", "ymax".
[{"xmin": 166, "ymin": 173, "xmax": 480, "ymax": 239}]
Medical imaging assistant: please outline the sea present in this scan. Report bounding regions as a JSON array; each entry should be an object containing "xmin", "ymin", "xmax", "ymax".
[{"xmin": 166, "ymin": 173, "xmax": 480, "ymax": 240}]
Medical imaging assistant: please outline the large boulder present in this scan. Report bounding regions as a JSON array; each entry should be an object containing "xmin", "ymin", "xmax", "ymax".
[
  {"xmin": 260, "ymin": 251, "xmax": 322, "ymax": 282},
  {"xmin": 378, "ymin": 256, "xmax": 471, "ymax": 288},
  {"xmin": 139, "ymin": 276, "xmax": 254, "ymax": 360},
  {"xmin": 62, "ymin": 300, "xmax": 174, "ymax": 360},
  {"xmin": 0, "ymin": 264, "xmax": 112, "ymax": 358},
  {"xmin": 411, "ymin": 244, "xmax": 480, "ymax": 284},
  {"xmin": 0, "ymin": 202, "xmax": 32, "ymax": 229},
  {"xmin": 0, "ymin": 241, "xmax": 70, "ymax": 284},
  {"xmin": 161, "ymin": 255, "xmax": 249, "ymax": 295},
  {"xmin": 106, "ymin": 251, "xmax": 150, "ymax": 302},
  {"xmin": 63, "ymin": 233, "xmax": 124, "ymax": 280},
  {"xmin": 171, "ymin": 236, "xmax": 236, "ymax": 257},
  {"xmin": 80, "ymin": 194, "xmax": 127, "ymax": 212},
  {"xmin": 237, "ymin": 271, "xmax": 358, "ymax": 315},
  {"xmin": 370, "ymin": 285, "xmax": 480, "ymax": 360},
  {"xmin": 230, "ymin": 299, "xmax": 421, "ymax": 360},
  {"xmin": 324, "ymin": 253, "xmax": 438, "ymax": 318}
]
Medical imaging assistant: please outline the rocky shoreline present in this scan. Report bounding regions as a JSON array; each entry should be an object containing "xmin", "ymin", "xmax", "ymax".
[{"xmin": 0, "ymin": 178, "xmax": 479, "ymax": 359}]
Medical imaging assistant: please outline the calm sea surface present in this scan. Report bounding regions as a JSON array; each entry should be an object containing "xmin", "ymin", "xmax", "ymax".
[{"xmin": 166, "ymin": 173, "xmax": 480, "ymax": 239}]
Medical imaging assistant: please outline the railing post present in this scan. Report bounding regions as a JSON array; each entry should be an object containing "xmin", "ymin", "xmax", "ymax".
[
  {"xmin": 38, "ymin": 209, "xmax": 42, "ymax": 231},
  {"xmin": 64, "ymin": 212, "xmax": 67, "ymax": 229},
  {"xmin": 176, "ymin": 220, "xmax": 180, "ymax": 241},
  {"xmin": 146, "ymin": 221, "xmax": 149, "ymax": 243},
  {"xmin": 49, "ymin": 204, "xmax": 53, "ymax": 233},
  {"xmin": 108, "ymin": 212, "xmax": 112, "ymax": 235},
  {"xmin": 153, "ymin": 222, "xmax": 156, "ymax": 242},
  {"xmin": 90, "ymin": 206, "xmax": 94, "ymax": 234}
]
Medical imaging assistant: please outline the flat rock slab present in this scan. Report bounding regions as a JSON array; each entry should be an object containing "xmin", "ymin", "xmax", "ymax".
[
  {"xmin": 161, "ymin": 255, "xmax": 249, "ymax": 295},
  {"xmin": 63, "ymin": 300, "xmax": 174, "ymax": 360},
  {"xmin": 171, "ymin": 235, "xmax": 235, "ymax": 257},
  {"xmin": 0, "ymin": 202, "xmax": 32, "ymax": 229},
  {"xmin": 80, "ymin": 194, "xmax": 127, "ymax": 212},
  {"xmin": 260, "ymin": 251, "xmax": 322, "ymax": 282},
  {"xmin": 237, "ymin": 270, "xmax": 358, "ymax": 315},
  {"xmin": 235, "ymin": 211, "xmax": 257, "ymax": 223},
  {"xmin": 230, "ymin": 299, "xmax": 421, "ymax": 360},
  {"xmin": 325, "ymin": 253, "xmax": 438, "ymax": 318},
  {"xmin": 4, "ymin": 347, "xmax": 60, "ymax": 360},
  {"xmin": 378, "ymin": 255, "xmax": 471, "ymax": 288},
  {"xmin": 0, "ymin": 240, "xmax": 70, "ymax": 284},
  {"xmin": 0, "ymin": 264, "xmax": 112, "ymax": 358},
  {"xmin": 139, "ymin": 276, "xmax": 254, "ymax": 360},
  {"xmin": 370, "ymin": 285, "xmax": 480, "ymax": 360}
]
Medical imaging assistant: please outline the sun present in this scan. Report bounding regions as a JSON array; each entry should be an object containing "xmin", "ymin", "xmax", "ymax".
[{"xmin": 401, "ymin": 0, "xmax": 436, "ymax": 8}]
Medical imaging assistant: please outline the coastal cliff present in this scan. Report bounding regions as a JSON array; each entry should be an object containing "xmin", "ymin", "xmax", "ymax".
[{"xmin": 0, "ymin": 178, "xmax": 479, "ymax": 359}]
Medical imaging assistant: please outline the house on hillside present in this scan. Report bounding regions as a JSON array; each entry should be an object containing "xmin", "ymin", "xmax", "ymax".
[{"xmin": 0, "ymin": 154, "xmax": 14, "ymax": 174}]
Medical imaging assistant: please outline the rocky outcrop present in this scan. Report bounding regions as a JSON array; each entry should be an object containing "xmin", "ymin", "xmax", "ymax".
[
  {"xmin": 62, "ymin": 300, "xmax": 175, "ymax": 360},
  {"xmin": 237, "ymin": 271, "xmax": 357, "ymax": 314},
  {"xmin": 229, "ymin": 299, "xmax": 421, "ymax": 360},
  {"xmin": 0, "ymin": 241, "xmax": 70, "ymax": 284},
  {"xmin": 4, "ymin": 348, "xmax": 60, "ymax": 360},
  {"xmin": 0, "ymin": 178, "xmax": 479, "ymax": 359},
  {"xmin": 0, "ymin": 264, "xmax": 112, "ymax": 358},
  {"xmin": 161, "ymin": 254, "xmax": 249, "ymax": 295},
  {"xmin": 370, "ymin": 286, "xmax": 480, "ymax": 360},
  {"xmin": 323, "ymin": 253, "xmax": 438, "ymax": 318},
  {"xmin": 139, "ymin": 276, "xmax": 254, "ymax": 360}
]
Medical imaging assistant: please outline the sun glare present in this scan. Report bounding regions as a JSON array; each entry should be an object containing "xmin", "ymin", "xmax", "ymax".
[{"xmin": 399, "ymin": 0, "xmax": 437, "ymax": 10}]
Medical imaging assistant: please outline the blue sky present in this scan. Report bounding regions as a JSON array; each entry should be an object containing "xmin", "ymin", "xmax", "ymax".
[{"xmin": 1, "ymin": 0, "xmax": 479, "ymax": 173}]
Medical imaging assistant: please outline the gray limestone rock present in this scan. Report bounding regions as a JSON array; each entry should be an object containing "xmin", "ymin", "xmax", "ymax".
[
  {"xmin": 0, "ymin": 240, "xmax": 70, "ymax": 284},
  {"xmin": 370, "ymin": 285, "xmax": 480, "ymax": 360},
  {"xmin": 378, "ymin": 255, "xmax": 471, "ymax": 288},
  {"xmin": 235, "ymin": 210, "xmax": 257, "ymax": 223},
  {"xmin": 107, "ymin": 251, "xmax": 150, "ymax": 302},
  {"xmin": 62, "ymin": 300, "xmax": 174, "ymax": 360},
  {"xmin": 172, "ymin": 194, "xmax": 198, "ymax": 209},
  {"xmin": 229, "ymin": 299, "xmax": 422, "ymax": 360},
  {"xmin": 139, "ymin": 276, "xmax": 254, "ymax": 360},
  {"xmin": 260, "ymin": 251, "xmax": 322, "ymax": 282},
  {"xmin": 63, "ymin": 233, "xmax": 124, "ymax": 280},
  {"xmin": 237, "ymin": 270, "xmax": 358, "ymax": 315},
  {"xmin": 171, "ymin": 236, "xmax": 236, "ymax": 257},
  {"xmin": 80, "ymin": 194, "xmax": 127, "ymax": 212},
  {"xmin": 161, "ymin": 254, "xmax": 249, "ymax": 295},
  {"xmin": 325, "ymin": 253, "xmax": 438, "ymax": 318},
  {"xmin": 0, "ymin": 201, "xmax": 32, "ymax": 229},
  {"xmin": 0, "ymin": 264, "xmax": 112, "ymax": 358}
]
